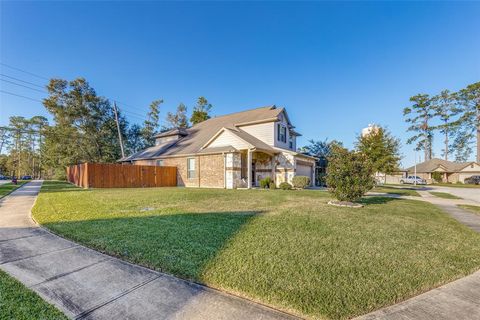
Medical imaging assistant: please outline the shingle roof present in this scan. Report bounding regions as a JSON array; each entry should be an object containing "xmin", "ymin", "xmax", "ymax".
[
  {"xmin": 121, "ymin": 105, "xmax": 286, "ymax": 161},
  {"xmin": 406, "ymin": 158, "xmax": 475, "ymax": 173}
]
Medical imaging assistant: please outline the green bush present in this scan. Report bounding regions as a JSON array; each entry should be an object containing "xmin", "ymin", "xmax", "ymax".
[
  {"xmin": 326, "ymin": 145, "xmax": 374, "ymax": 202},
  {"xmin": 292, "ymin": 176, "xmax": 311, "ymax": 189},
  {"xmin": 431, "ymin": 172, "xmax": 443, "ymax": 183},
  {"xmin": 259, "ymin": 177, "xmax": 272, "ymax": 189},
  {"xmin": 279, "ymin": 182, "xmax": 292, "ymax": 190},
  {"xmin": 269, "ymin": 181, "xmax": 276, "ymax": 189}
]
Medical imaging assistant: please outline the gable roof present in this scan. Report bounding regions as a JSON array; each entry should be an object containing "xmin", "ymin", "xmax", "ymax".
[
  {"xmin": 406, "ymin": 158, "xmax": 477, "ymax": 173},
  {"xmin": 121, "ymin": 105, "xmax": 287, "ymax": 161}
]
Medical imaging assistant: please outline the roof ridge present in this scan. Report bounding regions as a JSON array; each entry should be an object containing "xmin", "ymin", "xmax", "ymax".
[{"xmin": 191, "ymin": 105, "xmax": 276, "ymax": 126}]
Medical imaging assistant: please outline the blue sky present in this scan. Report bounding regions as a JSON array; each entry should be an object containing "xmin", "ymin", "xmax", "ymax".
[{"xmin": 1, "ymin": 1, "xmax": 479, "ymax": 167}]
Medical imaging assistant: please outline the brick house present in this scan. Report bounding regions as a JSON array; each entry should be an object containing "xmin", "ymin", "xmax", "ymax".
[
  {"xmin": 119, "ymin": 106, "xmax": 316, "ymax": 189},
  {"xmin": 406, "ymin": 158, "xmax": 480, "ymax": 184}
]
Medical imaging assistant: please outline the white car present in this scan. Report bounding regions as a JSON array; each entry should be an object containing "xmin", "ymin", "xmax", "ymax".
[{"xmin": 400, "ymin": 176, "xmax": 427, "ymax": 185}]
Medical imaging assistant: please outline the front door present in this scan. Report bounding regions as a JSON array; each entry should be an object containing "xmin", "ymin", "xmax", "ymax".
[{"xmin": 251, "ymin": 162, "xmax": 256, "ymax": 187}]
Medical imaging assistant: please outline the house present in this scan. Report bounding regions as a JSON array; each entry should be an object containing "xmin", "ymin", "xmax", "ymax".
[
  {"xmin": 405, "ymin": 158, "xmax": 480, "ymax": 184},
  {"xmin": 119, "ymin": 106, "xmax": 316, "ymax": 189}
]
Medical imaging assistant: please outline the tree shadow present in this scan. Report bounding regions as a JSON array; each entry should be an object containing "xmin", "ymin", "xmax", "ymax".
[
  {"xmin": 359, "ymin": 196, "xmax": 403, "ymax": 206},
  {"xmin": 41, "ymin": 210, "xmax": 261, "ymax": 281},
  {"xmin": 40, "ymin": 181, "xmax": 86, "ymax": 193}
]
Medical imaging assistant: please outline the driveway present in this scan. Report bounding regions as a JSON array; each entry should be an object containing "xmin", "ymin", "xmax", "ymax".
[
  {"xmin": 425, "ymin": 185, "xmax": 480, "ymax": 203},
  {"xmin": 0, "ymin": 181, "xmax": 295, "ymax": 320}
]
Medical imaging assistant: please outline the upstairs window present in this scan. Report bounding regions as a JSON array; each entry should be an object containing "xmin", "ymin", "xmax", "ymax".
[
  {"xmin": 187, "ymin": 158, "xmax": 196, "ymax": 179},
  {"xmin": 156, "ymin": 159, "xmax": 164, "ymax": 166},
  {"xmin": 277, "ymin": 124, "xmax": 287, "ymax": 143}
]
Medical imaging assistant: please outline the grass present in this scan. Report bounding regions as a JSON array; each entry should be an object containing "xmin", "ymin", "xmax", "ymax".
[
  {"xmin": 372, "ymin": 185, "xmax": 420, "ymax": 197},
  {"xmin": 0, "ymin": 181, "xmax": 29, "ymax": 199},
  {"xmin": 0, "ymin": 270, "xmax": 67, "ymax": 320},
  {"xmin": 429, "ymin": 191, "xmax": 462, "ymax": 199},
  {"xmin": 458, "ymin": 205, "xmax": 480, "ymax": 215},
  {"xmin": 32, "ymin": 181, "xmax": 480, "ymax": 320}
]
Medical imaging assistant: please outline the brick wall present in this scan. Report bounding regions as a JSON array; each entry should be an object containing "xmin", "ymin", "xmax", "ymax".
[{"xmin": 157, "ymin": 154, "xmax": 225, "ymax": 188}]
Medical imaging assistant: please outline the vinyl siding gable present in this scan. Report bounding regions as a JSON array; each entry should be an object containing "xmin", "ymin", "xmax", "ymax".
[
  {"xmin": 239, "ymin": 122, "xmax": 275, "ymax": 146},
  {"xmin": 208, "ymin": 129, "xmax": 251, "ymax": 149}
]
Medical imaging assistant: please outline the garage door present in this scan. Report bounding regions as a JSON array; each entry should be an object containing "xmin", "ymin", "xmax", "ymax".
[{"xmin": 296, "ymin": 164, "xmax": 312, "ymax": 179}]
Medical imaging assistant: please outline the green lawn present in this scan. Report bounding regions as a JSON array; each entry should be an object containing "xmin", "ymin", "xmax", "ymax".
[
  {"xmin": 0, "ymin": 270, "xmax": 67, "ymax": 320},
  {"xmin": 0, "ymin": 181, "xmax": 29, "ymax": 199},
  {"xmin": 32, "ymin": 181, "xmax": 480, "ymax": 320},
  {"xmin": 372, "ymin": 185, "xmax": 420, "ymax": 197},
  {"xmin": 429, "ymin": 191, "xmax": 462, "ymax": 199},
  {"xmin": 459, "ymin": 205, "xmax": 480, "ymax": 215}
]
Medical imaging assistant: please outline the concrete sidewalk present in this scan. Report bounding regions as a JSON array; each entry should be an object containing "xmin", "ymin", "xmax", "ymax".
[
  {"xmin": 359, "ymin": 190, "xmax": 480, "ymax": 319},
  {"xmin": 0, "ymin": 181, "xmax": 295, "ymax": 320}
]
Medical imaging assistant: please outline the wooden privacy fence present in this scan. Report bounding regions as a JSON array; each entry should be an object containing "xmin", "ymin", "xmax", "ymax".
[{"xmin": 66, "ymin": 163, "xmax": 177, "ymax": 188}]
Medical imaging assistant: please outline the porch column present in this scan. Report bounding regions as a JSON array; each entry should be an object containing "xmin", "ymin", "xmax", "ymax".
[
  {"xmin": 247, "ymin": 149, "xmax": 252, "ymax": 189},
  {"xmin": 271, "ymin": 155, "xmax": 276, "ymax": 186}
]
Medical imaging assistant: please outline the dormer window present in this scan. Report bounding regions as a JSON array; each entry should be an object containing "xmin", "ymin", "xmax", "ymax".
[{"xmin": 277, "ymin": 124, "xmax": 287, "ymax": 143}]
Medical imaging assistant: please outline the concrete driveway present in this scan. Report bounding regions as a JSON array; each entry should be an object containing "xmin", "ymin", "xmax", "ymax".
[{"xmin": 425, "ymin": 185, "xmax": 480, "ymax": 203}]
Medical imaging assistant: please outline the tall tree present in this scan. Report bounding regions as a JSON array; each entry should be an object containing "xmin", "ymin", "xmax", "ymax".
[
  {"xmin": 454, "ymin": 82, "xmax": 480, "ymax": 163},
  {"xmin": 300, "ymin": 139, "xmax": 342, "ymax": 186},
  {"xmin": 190, "ymin": 97, "xmax": 212, "ymax": 125},
  {"xmin": 355, "ymin": 125, "xmax": 401, "ymax": 179},
  {"xmin": 404, "ymin": 94, "xmax": 434, "ymax": 161},
  {"xmin": 431, "ymin": 90, "xmax": 460, "ymax": 161},
  {"xmin": 43, "ymin": 78, "xmax": 125, "ymax": 178},
  {"xmin": 164, "ymin": 103, "xmax": 189, "ymax": 130},
  {"xmin": 141, "ymin": 99, "xmax": 163, "ymax": 148}
]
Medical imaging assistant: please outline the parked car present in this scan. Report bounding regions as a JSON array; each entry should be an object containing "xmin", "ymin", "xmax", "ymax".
[
  {"xmin": 20, "ymin": 175, "xmax": 32, "ymax": 180},
  {"xmin": 399, "ymin": 176, "xmax": 427, "ymax": 185},
  {"xmin": 464, "ymin": 175, "xmax": 480, "ymax": 185}
]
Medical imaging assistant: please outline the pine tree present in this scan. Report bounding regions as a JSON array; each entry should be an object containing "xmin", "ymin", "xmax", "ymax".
[
  {"xmin": 404, "ymin": 94, "xmax": 435, "ymax": 161},
  {"xmin": 190, "ymin": 97, "xmax": 212, "ymax": 125}
]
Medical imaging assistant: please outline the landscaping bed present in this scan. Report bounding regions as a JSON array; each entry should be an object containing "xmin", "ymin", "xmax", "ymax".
[{"xmin": 32, "ymin": 181, "xmax": 480, "ymax": 320}]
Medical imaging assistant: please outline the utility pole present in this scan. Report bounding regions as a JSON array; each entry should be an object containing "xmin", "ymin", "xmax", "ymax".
[
  {"xmin": 414, "ymin": 149, "xmax": 417, "ymax": 186},
  {"xmin": 113, "ymin": 102, "xmax": 125, "ymax": 158}
]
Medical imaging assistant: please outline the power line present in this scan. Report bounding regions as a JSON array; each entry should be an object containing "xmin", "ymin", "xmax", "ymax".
[
  {"xmin": 0, "ymin": 63, "xmax": 50, "ymax": 80},
  {"xmin": 0, "ymin": 62, "xmax": 149, "ymax": 119},
  {"xmin": 0, "ymin": 73, "xmax": 45, "ymax": 88},
  {"xmin": 0, "ymin": 78, "xmax": 47, "ymax": 94},
  {"xmin": 0, "ymin": 90, "xmax": 43, "ymax": 103}
]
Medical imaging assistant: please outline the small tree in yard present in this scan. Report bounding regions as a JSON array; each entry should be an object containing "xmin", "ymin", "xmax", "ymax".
[
  {"xmin": 326, "ymin": 145, "xmax": 375, "ymax": 202},
  {"xmin": 355, "ymin": 125, "xmax": 401, "ymax": 183}
]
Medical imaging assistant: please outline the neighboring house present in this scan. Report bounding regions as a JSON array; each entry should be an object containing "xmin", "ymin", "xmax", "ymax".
[
  {"xmin": 119, "ymin": 106, "xmax": 316, "ymax": 189},
  {"xmin": 405, "ymin": 158, "xmax": 480, "ymax": 184}
]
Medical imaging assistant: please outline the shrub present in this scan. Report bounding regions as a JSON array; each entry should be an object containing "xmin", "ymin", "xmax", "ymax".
[
  {"xmin": 259, "ymin": 177, "xmax": 272, "ymax": 189},
  {"xmin": 279, "ymin": 182, "xmax": 292, "ymax": 190},
  {"xmin": 292, "ymin": 176, "xmax": 311, "ymax": 189},
  {"xmin": 431, "ymin": 172, "xmax": 443, "ymax": 183},
  {"xmin": 326, "ymin": 145, "xmax": 374, "ymax": 202},
  {"xmin": 269, "ymin": 181, "xmax": 276, "ymax": 189}
]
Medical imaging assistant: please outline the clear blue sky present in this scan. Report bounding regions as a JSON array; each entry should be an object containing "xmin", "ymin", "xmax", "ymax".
[{"xmin": 1, "ymin": 1, "xmax": 479, "ymax": 167}]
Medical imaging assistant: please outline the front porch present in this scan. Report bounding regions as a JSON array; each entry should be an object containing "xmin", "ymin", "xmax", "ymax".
[{"xmin": 224, "ymin": 149, "xmax": 314, "ymax": 189}]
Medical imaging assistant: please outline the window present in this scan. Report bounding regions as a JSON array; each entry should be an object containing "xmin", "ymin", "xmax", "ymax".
[
  {"xmin": 277, "ymin": 124, "xmax": 287, "ymax": 143},
  {"xmin": 156, "ymin": 160, "xmax": 164, "ymax": 166},
  {"xmin": 289, "ymin": 141, "xmax": 293, "ymax": 149},
  {"xmin": 187, "ymin": 158, "xmax": 196, "ymax": 179}
]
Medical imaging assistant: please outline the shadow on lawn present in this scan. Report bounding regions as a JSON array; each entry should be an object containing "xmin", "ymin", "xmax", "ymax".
[
  {"xmin": 40, "ymin": 181, "xmax": 85, "ymax": 193},
  {"xmin": 359, "ymin": 196, "xmax": 403, "ymax": 205},
  {"xmin": 42, "ymin": 210, "xmax": 260, "ymax": 281}
]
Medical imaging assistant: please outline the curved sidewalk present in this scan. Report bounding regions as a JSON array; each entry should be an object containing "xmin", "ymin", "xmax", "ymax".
[
  {"xmin": 359, "ymin": 190, "xmax": 480, "ymax": 319},
  {"xmin": 0, "ymin": 181, "xmax": 295, "ymax": 320}
]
